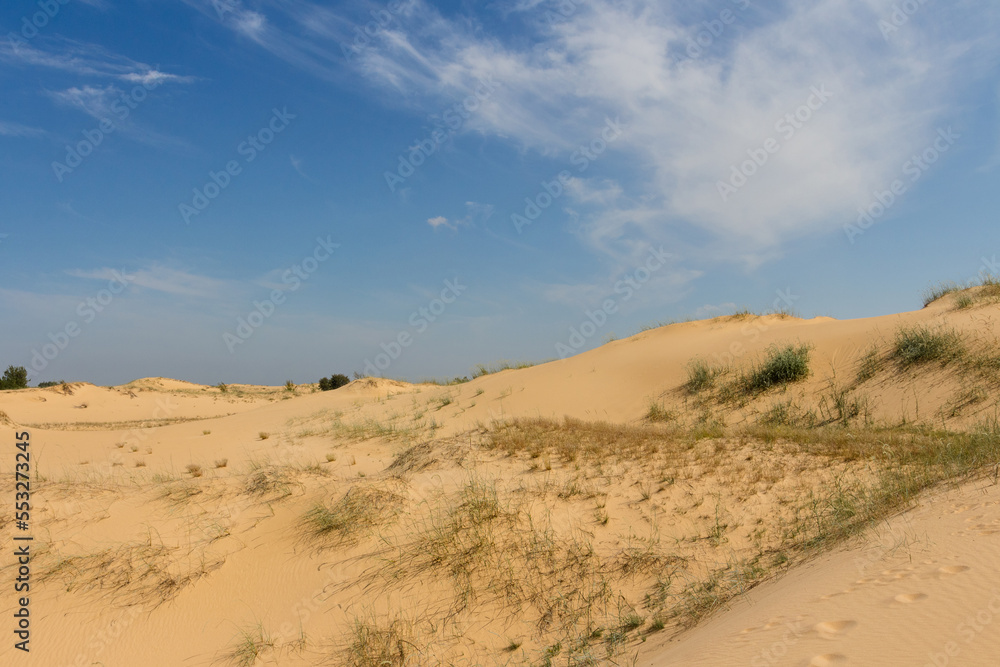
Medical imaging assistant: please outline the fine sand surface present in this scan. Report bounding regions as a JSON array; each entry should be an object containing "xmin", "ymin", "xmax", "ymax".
[{"xmin": 1, "ymin": 287, "xmax": 999, "ymax": 666}]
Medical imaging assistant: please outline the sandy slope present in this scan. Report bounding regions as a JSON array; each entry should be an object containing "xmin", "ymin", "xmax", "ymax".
[
  {"xmin": 1, "ymin": 290, "xmax": 999, "ymax": 666},
  {"xmin": 638, "ymin": 475, "xmax": 1000, "ymax": 667}
]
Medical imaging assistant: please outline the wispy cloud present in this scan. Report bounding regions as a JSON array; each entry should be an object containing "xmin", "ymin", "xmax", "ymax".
[
  {"xmin": 0, "ymin": 120, "xmax": 44, "ymax": 138},
  {"xmin": 48, "ymin": 84, "xmax": 192, "ymax": 150},
  {"xmin": 67, "ymin": 264, "xmax": 227, "ymax": 298},
  {"xmin": 289, "ymin": 154, "xmax": 314, "ymax": 181},
  {"xmin": 1, "ymin": 36, "xmax": 193, "ymax": 83},
  {"xmin": 427, "ymin": 201, "xmax": 495, "ymax": 231}
]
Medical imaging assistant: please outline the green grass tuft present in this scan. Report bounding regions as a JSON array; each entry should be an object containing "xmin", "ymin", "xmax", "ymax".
[{"xmin": 892, "ymin": 326, "xmax": 964, "ymax": 367}]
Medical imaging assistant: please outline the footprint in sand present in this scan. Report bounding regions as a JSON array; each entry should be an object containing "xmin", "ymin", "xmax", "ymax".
[
  {"xmin": 818, "ymin": 591, "xmax": 850, "ymax": 601},
  {"xmin": 937, "ymin": 565, "xmax": 970, "ymax": 575},
  {"xmin": 893, "ymin": 593, "xmax": 928, "ymax": 604},
  {"xmin": 808, "ymin": 655, "xmax": 848, "ymax": 667},
  {"xmin": 813, "ymin": 620, "xmax": 857, "ymax": 640}
]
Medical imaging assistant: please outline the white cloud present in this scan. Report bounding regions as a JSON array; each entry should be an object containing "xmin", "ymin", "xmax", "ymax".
[
  {"xmin": 182, "ymin": 0, "xmax": 999, "ymax": 266},
  {"xmin": 427, "ymin": 215, "xmax": 452, "ymax": 230},
  {"xmin": 427, "ymin": 201, "xmax": 495, "ymax": 231},
  {"xmin": 120, "ymin": 70, "xmax": 194, "ymax": 85}
]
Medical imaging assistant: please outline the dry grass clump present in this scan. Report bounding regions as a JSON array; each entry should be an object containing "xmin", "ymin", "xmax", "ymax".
[
  {"xmin": 228, "ymin": 624, "xmax": 274, "ymax": 667},
  {"xmin": 38, "ymin": 541, "xmax": 213, "ymax": 608},
  {"xmin": 185, "ymin": 464, "xmax": 203, "ymax": 478},
  {"xmin": 646, "ymin": 402, "xmax": 677, "ymax": 423},
  {"xmin": 485, "ymin": 417, "xmax": 677, "ymax": 464},
  {"xmin": 158, "ymin": 480, "xmax": 203, "ymax": 505},
  {"xmin": 214, "ymin": 458, "xmax": 228, "ymax": 469},
  {"xmin": 242, "ymin": 463, "xmax": 293, "ymax": 497},
  {"xmin": 304, "ymin": 485, "xmax": 405, "ymax": 544},
  {"xmin": 345, "ymin": 618, "xmax": 413, "ymax": 667}
]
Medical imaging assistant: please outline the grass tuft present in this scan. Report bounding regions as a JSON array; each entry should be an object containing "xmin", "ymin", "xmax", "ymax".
[{"xmin": 892, "ymin": 326, "xmax": 964, "ymax": 367}]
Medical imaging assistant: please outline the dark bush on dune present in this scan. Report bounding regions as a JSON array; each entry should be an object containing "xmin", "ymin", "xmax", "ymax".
[
  {"xmin": 37, "ymin": 380, "xmax": 65, "ymax": 388},
  {"xmin": 319, "ymin": 374, "xmax": 351, "ymax": 391},
  {"xmin": 0, "ymin": 366, "xmax": 28, "ymax": 390}
]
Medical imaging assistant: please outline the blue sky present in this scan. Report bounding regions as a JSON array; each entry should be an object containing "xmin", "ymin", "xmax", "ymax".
[{"xmin": 1, "ymin": 0, "xmax": 999, "ymax": 386}]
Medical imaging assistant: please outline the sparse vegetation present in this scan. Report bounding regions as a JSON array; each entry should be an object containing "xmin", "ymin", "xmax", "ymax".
[
  {"xmin": 646, "ymin": 401, "xmax": 677, "ymax": 423},
  {"xmin": 855, "ymin": 345, "xmax": 882, "ymax": 383},
  {"xmin": 345, "ymin": 618, "xmax": 412, "ymax": 667},
  {"xmin": 471, "ymin": 360, "xmax": 537, "ymax": 378},
  {"xmin": 923, "ymin": 281, "xmax": 962, "ymax": 306},
  {"xmin": 685, "ymin": 359, "xmax": 716, "ymax": 394},
  {"xmin": 258, "ymin": 431, "xmax": 270, "ymax": 440},
  {"xmin": 228, "ymin": 624, "xmax": 274, "ymax": 667},
  {"xmin": 304, "ymin": 486, "xmax": 403, "ymax": 544}
]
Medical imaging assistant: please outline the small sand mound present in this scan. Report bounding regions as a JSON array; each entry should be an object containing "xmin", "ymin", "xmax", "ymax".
[
  {"xmin": 120, "ymin": 377, "xmax": 207, "ymax": 391},
  {"xmin": 345, "ymin": 377, "xmax": 415, "ymax": 394}
]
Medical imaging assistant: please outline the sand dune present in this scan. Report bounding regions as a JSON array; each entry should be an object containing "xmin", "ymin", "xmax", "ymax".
[{"xmin": 2, "ymin": 286, "xmax": 999, "ymax": 666}]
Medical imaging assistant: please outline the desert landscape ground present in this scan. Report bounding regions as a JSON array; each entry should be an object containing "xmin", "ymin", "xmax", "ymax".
[{"xmin": 2, "ymin": 281, "xmax": 1000, "ymax": 666}]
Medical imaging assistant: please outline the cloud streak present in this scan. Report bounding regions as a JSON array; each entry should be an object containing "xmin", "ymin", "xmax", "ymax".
[
  {"xmin": 66, "ymin": 264, "xmax": 228, "ymax": 298},
  {"xmin": 1, "ymin": 35, "xmax": 193, "ymax": 83}
]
